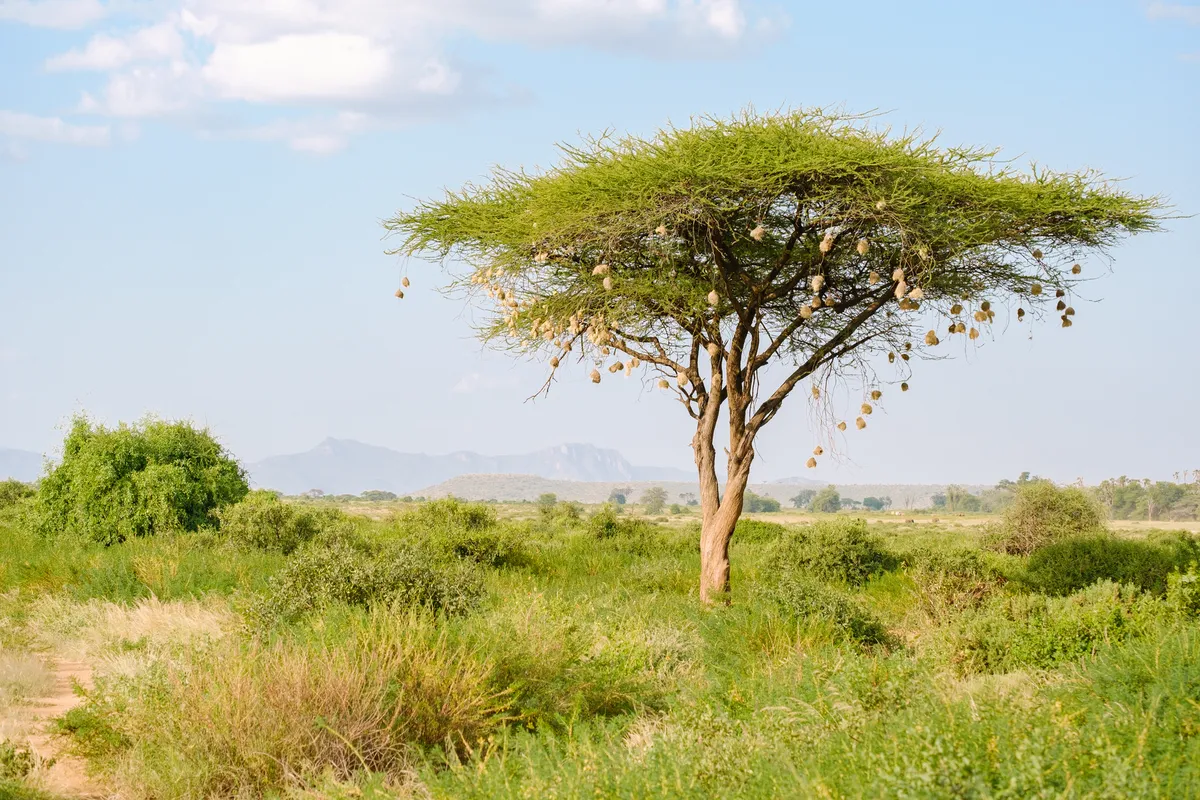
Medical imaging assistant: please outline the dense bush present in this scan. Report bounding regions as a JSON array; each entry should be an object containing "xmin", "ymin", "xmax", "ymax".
[
  {"xmin": 946, "ymin": 581, "xmax": 1166, "ymax": 675},
  {"xmin": 251, "ymin": 539, "xmax": 484, "ymax": 625},
  {"xmin": 733, "ymin": 518, "xmax": 787, "ymax": 543},
  {"xmin": 1167, "ymin": 563, "xmax": 1200, "ymax": 615},
  {"xmin": 1023, "ymin": 532, "xmax": 1200, "ymax": 595},
  {"xmin": 402, "ymin": 497, "xmax": 496, "ymax": 531},
  {"xmin": 901, "ymin": 545, "xmax": 1008, "ymax": 620},
  {"xmin": 761, "ymin": 573, "xmax": 887, "ymax": 644},
  {"xmin": 587, "ymin": 504, "xmax": 654, "ymax": 540},
  {"xmin": 765, "ymin": 518, "xmax": 895, "ymax": 585},
  {"xmin": 216, "ymin": 490, "xmax": 353, "ymax": 554},
  {"xmin": 30, "ymin": 416, "xmax": 248, "ymax": 545},
  {"xmin": 393, "ymin": 498, "xmax": 528, "ymax": 567},
  {"xmin": 990, "ymin": 481, "xmax": 1105, "ymax": 555},
  {"xmin": 743, "ymin": 491, "xmax": 781, "ymax": 513}
]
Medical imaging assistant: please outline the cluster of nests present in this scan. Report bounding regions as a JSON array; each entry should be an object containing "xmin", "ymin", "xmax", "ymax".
[{"xmin": 807, "ymin": 390, "xmax": 887, "ymax": 468}]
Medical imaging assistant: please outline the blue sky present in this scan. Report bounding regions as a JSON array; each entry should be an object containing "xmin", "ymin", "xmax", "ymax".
[{"xmin": 1, "ymin": 0, "xmax": 1197, "ymax": 485}]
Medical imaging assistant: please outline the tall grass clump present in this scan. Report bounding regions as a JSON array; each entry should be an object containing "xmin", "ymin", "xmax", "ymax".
[
  {"xmin": 30, "ymin": 415, "xmax": 248, "ymax": 545},
  {"xmin": 760, "ymin": 573, "xmax": 888, "ymax": 644},
  {"xmin": 217, "ymin": 490, "xmax": 353, "ymax": 554},
  {"xmin": 69, "ymin": 613, "xmax": 501, "ymax": 797},
  {"xmin": 989, "ymin": 481, "xmax": 1105, "ymax": 555}
]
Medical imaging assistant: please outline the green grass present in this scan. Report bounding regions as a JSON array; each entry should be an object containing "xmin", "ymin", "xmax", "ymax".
[{"xmin": 1, "ymin": 508, "xmax": 1198, "ymax": 799}]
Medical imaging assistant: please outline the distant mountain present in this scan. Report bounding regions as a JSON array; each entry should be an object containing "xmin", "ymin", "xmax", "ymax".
[
  {"xmin": 0, "ymin": 449, "xmax": 42, "ymax": 482},
  {"xmin": 247, "ymin": 439, "xmax": 694, "ymax": 496}
]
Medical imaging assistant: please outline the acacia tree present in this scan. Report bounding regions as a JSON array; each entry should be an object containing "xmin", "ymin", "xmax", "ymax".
[{"xmin": 386, "ymin": 110, "xmax": 1161, "ymax": 603}]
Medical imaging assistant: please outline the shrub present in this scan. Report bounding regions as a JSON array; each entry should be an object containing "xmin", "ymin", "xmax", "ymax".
[
  {"xmin": 30, "ymin": 416, "xmax": 248, "ymax": 545},
  {"xmin": 251, "ymin": 539, "xmax": 484, "ymax": 625},
  {"xmin": 0, "ymin": 739, "xmax": 38, "ymax": 780},
  {"xmin": 761, "ymin": 574, "xmax": 887, "ymax": 644},
  {"xmin": 743, "ymin": 491, "xmax": 781, "ymax": 513},
  {"xmin": 900, "ymin": 546, "xmax": 1008, "ymax": 621},
  {"xmin": 1023, "ymin": 533, "xmax": 1200, "ymax": 596},
  {"xmin": 0, "ymin": 480, "xmax": 34, "ymax": 511},
  {"xmin": 393, "ymin": 498, "xmax": 529, "ymax": 568},
  {"xmin": 587, "ymin": 505, "xmax": 653, "ymax": 540},
  {"xmin": 946, "ymin": 581, "xmax": 1166, "ymax": 675},
  {"xmin": 765, "ymin": 518, "xmax": 895, "ymax": 585},
  {"xmin": 733, "ymin": 518, "xmax": 787, "ymax": 543},
  {"xmin": 216, "ymin": 490, "xmax": 353, "ymax": 554},
  {"xmin": 1167, "ymin": 562, "xmax": 1200, "ymax": 615},
  {"xmin": 402, "ymin": 497, "xmax": 497, "ymax": 531},
  {"xmin": 809, "ymin": 486, "xmax": 841, "ymax": 513},
  {"xmin": 989, "ymin": 482, "xmax": 1104, "ymax": 555}
]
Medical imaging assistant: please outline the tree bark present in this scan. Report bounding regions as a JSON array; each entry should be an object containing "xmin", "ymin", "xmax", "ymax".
[{"xmin": 697, "ymin": 443, "xmax": 754, "ymax": 605}]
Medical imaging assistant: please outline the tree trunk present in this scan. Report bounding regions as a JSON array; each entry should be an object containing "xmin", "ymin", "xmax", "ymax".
[{"xmin": 697, "ymin": 455, "xmax": 753, "ymax": 605}]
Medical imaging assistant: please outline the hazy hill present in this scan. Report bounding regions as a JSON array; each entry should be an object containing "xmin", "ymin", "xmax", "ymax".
[
  {"xmin": 0, "ymin": 449, "xmax": 42, "ymax": 482},
  {"xmin": 247, "ymin": 439, "xmax": 694, "ymax": 496}
]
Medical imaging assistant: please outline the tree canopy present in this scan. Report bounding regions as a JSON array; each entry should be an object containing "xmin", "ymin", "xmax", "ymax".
[{"xmin": 385, "ymin": 108, "xmax": 1163, "ymax": 602}]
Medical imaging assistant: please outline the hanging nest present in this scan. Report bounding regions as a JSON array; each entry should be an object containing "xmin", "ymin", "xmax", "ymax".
[
  {"xmin": 1056, "ymin": 300, "xmax": 1066, "ymax": 311},
  {"xmin": 394, "ymin": 289, "xmax": 405, "ymax": 299},
  {"xmin": 590, "ymin": 369, "xmax": 601, "ymax": 383},
  {"xmin": 811, "ymin": 275, "xmax": 826, "ymax": 292},
  {"xmin": 888, "ymin": 352, "xmax": 896, "ymax": 363},
  {"xmin": 955, "ymin": 322, "xmax": 967, "ymax": 334},
  {"xmin": 1017, "ymin": 308, "xmax": 1026, "ymax": 320},
  {"xmin": 1065, "ymin": 306, "xmax": 1075, "ymax": 316},
  {"xmin": 630, "ymin": 357, "xmax": 640, "ymax": 367},
  {"xmin": 534, "ymin": 252, "xmax": 549, "ymax": 263},
  {"xmin": 901, "ymin": 353, "xmax": 910, "ymax": 361},
  {"xmin": 824, "ymin": 297, "xmax": 837, "ymax": 308},
  {"xmin": 871, "ymin": 389, "xmax": 882, "ymax": 401},
  {"xmin": 706, "ymin": 342, "xmax": 720, "ymax": 358},
  {"xmin": 813, "ymin": 445, "xmax": 824, "ymax": 456},
  {"xmin": 707, "ymin": 289, "xmax": 720, "ymax": 306},
  {"xmin": 1061, "ymin": 315, "xmax": 1072, "ymax": 328},
  {"xmin": 924, "ymin": 330, "xmax": 939, "ymax": 346},
  {"xmin": 1032, "ymin": 248, "xmax": 1043, "ymax": 261},
  {"xmin": 1031, "ymin": 283, "xmax": 1043, "ymax": 296},
  {"xmin": 806, "ymin": 457, "xmax": 818, "ymax": 469},
  {"xmin": 401, "ymin": 276, "xmax": 410, "ymax": 288},
  {"xmin": 973, "ymin": 310, "xmax": 987, "ymax": 323},
  {"xmin": 550, "ymin": 356, "xmax": 560, "ymax": 368},
  {"xmin": 608, "ymin": 362, "xmax": 623, "ymax": 374},
  {"xmin": 857, "ymin": 238, "xmax": 870, "ymax": 255},
  {"xmin": 869, "ymin": 271, "xmax": 881, "ymax": 285},
  {"xmin": 1072, "ymin": 264, "xmax": 1082, "ymax": 274},
  {"xmin": 908, "ymin": 287, "xmax": 925, "ymax": 301},
  {"xmin": 837, "ymin": 421, "xmax": 847, "ymax": 431},
  {"xmin": 750, "ymin": 224, "xmax": 766, "ymax": 241},
  {"xmin": 592, "ymin": 263, "xmax": 610, "ymax": 275},
  {"xmin": 658, "ymin": 378, "xmax": 670, "ymax": 389},
  {"xmin": 895, "ymin": 282, "xmax": 908, "ymax": 299},
  {"xmin": 980, "ymin": 301, "xmax": 991, "ymax": 312},
  {"xmin": 812, "ymin": 386, "xmax": 821, "ymax": 399},
  {"xmin": 1055, "ymin": 289, "xmax": 1065, "ymax": 298},
  {"xmin": 900, "ymin": 382, "xmax": 909, "ymax": 392},
  {"xmin": 861, "ymin": 403, "xmax": 873, "ymax": 415},
  {"xmin": 601, "ymin": 346, "xmax": 611, "ymax": 355},
  {"xmin": 876, "ymin": 199, "xmax": 888, "ymax": 210},
  {"xmin": 904, "ymin": 342, "xmax": 913, "ymax": 351},
  {"xmin": 819, "ymin": 232, "xmax": 834, "ymax": 254},
  {"xmin": 812, "ymin": 296, "xmax": 823, "ymax": 309},
  {"xmin": 800, "ymin": 305, "xmax": 813, "ymax": 319},
  {"xmin": 655, "ymin": 224, "xmax": 668, "ymax": 236},
  {"xmin": 856, "ymin": 417, "xmax": 867, "ymax": 430},
  {"xmin": 603, "ymin": 277, "xmax": 613, "ymax": 291},
  {"xmin": 625, "ymin": 362, "xmax": 634, "ymax": 376},
  {"xmin": 892, "ymin": 268, "xmax": 905, "ymax": 282},
  {"xmin": 951, "ymin": 303, "xmax": 963, "ymax": 315},
  {"xmin": 677, "ymin": 370, "xmax": 689, "ymax": 387},
  {"xmin": 969, "ymin": 327, "xmax": 980, "ymax": 340}
]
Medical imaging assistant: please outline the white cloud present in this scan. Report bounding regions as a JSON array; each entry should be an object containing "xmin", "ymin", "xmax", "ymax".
[
  {"xmin": 0, "ymin": 110, "xmax": 110, "ymax": 145},
  {"xmin": 10, "ymin": 0, "xmax": 776, "ymax": 152},
  {"xmin": 205, "ymin": 111, "xmax": 371, "ymax": 153},
  {"xmin": 0, "ymin": 0, "xmax": 108, "ymax": 29},
  {"xmin": 1147, "ymin": 2, "xmax": 1200, "ymax": 25},
  {"xmin": 46, "ymin": 20, "xmax": 184, "ymax": 71}
]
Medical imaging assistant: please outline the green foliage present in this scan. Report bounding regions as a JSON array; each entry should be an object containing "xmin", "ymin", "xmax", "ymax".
[
  {"xmin": 639, "ymin": 487, "xmax": 667, "ymax": 515},
  {"xmin": 30, "ymin": 416, "xmax": 248, "ymax": 545},
  {"xmin": 765, "ymin": 518, "xmax": 895, "ymax": 585},
  {"xmin": 760, "ymin": 574, "xmax": 886, "ymax": 644},
  {"xmin": 990, "ymin": 481, "xmax": 1106, "ymax": 555},
  {"xmin": 742, "ymin": 490, "xmax": 780, "ymax": 513},
  {"xmin": 945, "ymin": 581, "xmax": 1167, "ymax": 675},
  {"xmin": 216, "ymin": 490, "xmax": 353, "ymax": 554},
  {"xmin": 732, "ymin": 518, "xmax": 787, "ymax": 543},
  {"xmin": 1167, "ymin": 563, "xmax": 1200, "ymax": 615},
  {"xmin": 1023, "ymin": 532, "xmax": 1200, "ymax": 595},
  {"xmin": 1097, "ymin": 476, "xmax": 1200, "ymax": 521},
  {"xmin": 0, "ymin": 739, "xmax": 39, "ymax": 780},
  {"xmin": 808, "ymin": 486, "xmax": 841, "ymax": 514},
  {"xmin": 392, "ymin": 498, "xmax": 529, "ymax": 568},
  {"xmin": 400, "ymin": 496, "xmax": 497, "ymax": 531},
  {"xmin": 861, "ymin": 496, "xmax": 888, "ymax": 511},
  {"xmin": 359, "ymin": 490, "xmax": 397, "ymax": 501},
  {"xmin": 250, "ymin": 539, "xmax": 484, "ymax": 626},
  {"xmin": 0, "ymin": 480, "xmax": 34, "ymax": 510},
  {"xmin": 790, "ymin": 489, "xmax": 817, "ymax": 509}
]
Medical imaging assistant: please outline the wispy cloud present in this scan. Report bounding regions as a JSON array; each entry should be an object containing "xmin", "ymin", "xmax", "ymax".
[
  {"xmin": 0, "ymin": 110, "xmax": 111, "ymax": 147},
  {"xmin": 1147, "ymin": 2, "xmax": 1200, "ymax": 25},
  {"xmin": 3, "ymin": 0, "xmax": 783, "ymax": 153}
]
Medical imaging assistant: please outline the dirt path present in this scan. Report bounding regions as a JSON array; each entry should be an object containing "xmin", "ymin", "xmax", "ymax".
[{"xmin": 21, "ymin": 658, "xmax": 106, "ymax": 799}]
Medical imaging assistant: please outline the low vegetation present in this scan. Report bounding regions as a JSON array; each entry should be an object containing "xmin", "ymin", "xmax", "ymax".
[{"xmin": 1, "ymin": 422, "xmax": 1198, "ymax": 797}]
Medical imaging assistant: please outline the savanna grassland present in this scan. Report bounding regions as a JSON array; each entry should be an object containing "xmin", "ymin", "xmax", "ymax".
[{"xmin": 2, "ymin": 420, "xmax": 1200, "ymax": 800}]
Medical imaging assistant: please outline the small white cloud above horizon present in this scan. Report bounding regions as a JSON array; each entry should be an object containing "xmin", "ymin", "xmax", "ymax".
[{"xmin": 0, "ymin": 110, "xmax": 111, "ymax": 152}]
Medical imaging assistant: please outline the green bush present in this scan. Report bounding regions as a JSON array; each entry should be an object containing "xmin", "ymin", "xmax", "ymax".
[
  {"xmin": 900, "ymin": 545, "xmax": 1008, "ymax": 620},
  {"xmin": 946, "ymin": 581, "xmax": 1166, "ymax": 675},
  {"xmin": 0, "ymin": 480, "xmax": 34, "ymax": 511},
  {"xmin": 251, "ymin": 539, "xmax": 484, "ymax": 625},
  {"xmin": 1023, "ymin": 532, "xmax": 1200, "ymax": 595},
  {"xmin": 216, "ymin": 490, "xmax": 353, "ymax": 554},
  {"xmin": 743, "ymin": 491, "xmax": 781, "ymax": 513},
  {"xmin": 761, "ymin": 574, "xmax": 887, "ymax": 644},
  {"xmin": 1167, "ymin": 562, "xmax": 1200, "ymax": 615},
  {"xmin": 403, "ymin": 497, "xmax": 496, "ymax": 531},
  {"xmin": 587, "ymin": 504, "xmax": 654, "ymax": 540},
  {"xmin": 393, "ymin": 497, "xmax": 528, "ymax": 567},
  {"xmin": 990, "ymin": 481, "xmax": 1104, "ymax": 555},
  {"xmin": 29, "ymin": 416, "xmax": 248, "ymax": 545},
  {"xmin": 765, "ymin": 518, "xmax": 895, "ymax": 585},
  {"xmin": 733, "ymin": 518, "xmax": 787, "ymax": 543}
]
